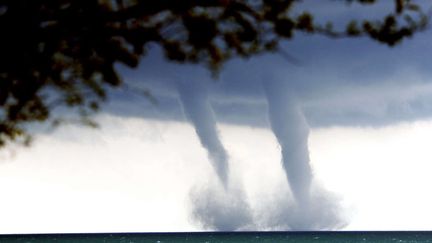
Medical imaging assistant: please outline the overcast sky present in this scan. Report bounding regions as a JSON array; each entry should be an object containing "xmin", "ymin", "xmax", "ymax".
[{"xmin": 2, "ymin": 0, "xmax": 432, "ymax": 233}]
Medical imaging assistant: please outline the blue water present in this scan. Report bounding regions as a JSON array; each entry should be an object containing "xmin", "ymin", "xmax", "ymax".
[{"xmin": 1, "ymin": 232, "xmax": 432, "ymax": 242}]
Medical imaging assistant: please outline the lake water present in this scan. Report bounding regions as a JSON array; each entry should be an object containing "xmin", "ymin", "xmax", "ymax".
[{"xmin": 1, "ymin": 232, "xmax": 432, "ymax": 242}]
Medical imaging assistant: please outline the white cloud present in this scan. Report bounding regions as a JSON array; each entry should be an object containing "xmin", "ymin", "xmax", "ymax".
[
  {"xmin": 311, "ymin": 120, "xmax": 432, "ymax": 230},
  {"xmin": 0, "ymin": 116, "xmax": 210, "ymax": 233},
  {"xmin": 3, "ymin": 114, "xmax": 432, "ymax": 232}
]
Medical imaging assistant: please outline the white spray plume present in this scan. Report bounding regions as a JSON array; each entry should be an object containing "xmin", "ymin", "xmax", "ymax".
[
  {"xmin": 177, "ymin": 80, "xmax": 229, "ymax": 187},
  {"xmin": 188, "ymin": 180, "xmax": 254, "ymax": 231}
]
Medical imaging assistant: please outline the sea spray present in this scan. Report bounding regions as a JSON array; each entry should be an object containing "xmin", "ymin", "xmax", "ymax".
[{"xmin": 188, "ymin": 180, "xmax": 253, "ymax": 230}]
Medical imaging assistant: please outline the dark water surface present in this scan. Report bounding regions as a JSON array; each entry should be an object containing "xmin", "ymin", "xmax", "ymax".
[{"xmin": 1, "ymin": 232, "xmax": 432, "ymax": 242}]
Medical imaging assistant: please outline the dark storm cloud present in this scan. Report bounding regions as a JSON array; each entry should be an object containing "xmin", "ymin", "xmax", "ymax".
[{"xmin": 110, "ymin": 25, "xmax": 432, "ymax": 129}]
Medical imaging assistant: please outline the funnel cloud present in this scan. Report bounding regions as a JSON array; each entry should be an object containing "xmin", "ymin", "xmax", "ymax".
[
  {"xmin": 177, "ymin": 80, "xmax": 229, "ymax": 186},
  {"xmin": 261, "ymin": 79, "xmax": 346, "ymax": 229},
  {"xmin": 264, "ymin": 79, "xmax": 312, "ymax": 206}
]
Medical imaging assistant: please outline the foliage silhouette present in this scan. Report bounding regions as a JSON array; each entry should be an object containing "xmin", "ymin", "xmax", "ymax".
[{"xmin": 0, "ymin": 0, "xmax": 428, "ymax": 146}]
